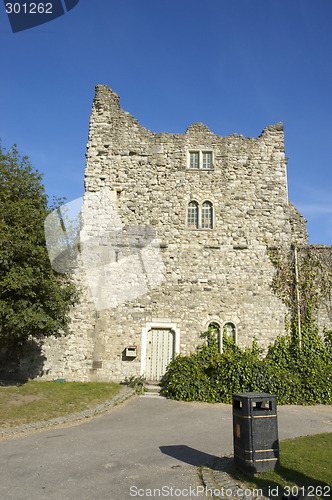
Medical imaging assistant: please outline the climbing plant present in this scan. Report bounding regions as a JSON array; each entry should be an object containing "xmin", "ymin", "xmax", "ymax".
[
  {"xmin": 162, "ymin": 324, "xmax": 332, "ymax": 404},
  {"xmin": 162, "ymin": 250, "xmax": 332, "ymax": 405},
  {"xmin": 268, "ymin": 244, "xmax": 332, "ymax": 341}
]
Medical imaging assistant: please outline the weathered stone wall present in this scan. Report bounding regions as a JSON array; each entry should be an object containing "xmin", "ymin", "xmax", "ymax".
[
  {"xmin": 39, "ymin": 84, "xmax": 331, "ymax": 383},
  {"xmin": 40, "ymin": 270, "xmax": 96, "ymax": 381},
  {"xmin": 85, "ymin": 86, "xmax": 293, "ymax": 249},
  {"xmin": 289, "ymin": 202, "xmax": 309, "ymax": 244}
]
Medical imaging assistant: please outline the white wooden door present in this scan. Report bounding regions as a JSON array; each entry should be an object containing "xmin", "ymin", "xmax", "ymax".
[{"xmin": 145, "ymin": 328, "xmax": 174, "ymax": 381}]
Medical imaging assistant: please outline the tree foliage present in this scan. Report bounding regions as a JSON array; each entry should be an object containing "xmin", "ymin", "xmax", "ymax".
[{"xmin": 0, "ymin": 142, "xmax": 78, "ymax": 347}]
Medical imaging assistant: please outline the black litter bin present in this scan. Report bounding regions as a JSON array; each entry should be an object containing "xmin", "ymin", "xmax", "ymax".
[{"xmin": 232, "ymin": 392, "xmax": 279, "ymax": 474}]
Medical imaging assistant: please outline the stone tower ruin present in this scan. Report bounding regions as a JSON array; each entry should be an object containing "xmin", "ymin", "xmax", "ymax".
[{"xmin": 40, "ymin": 84, "xmax": 331, "ymax": 382}]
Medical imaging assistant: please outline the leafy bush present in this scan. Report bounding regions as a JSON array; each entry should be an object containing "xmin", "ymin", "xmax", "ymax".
[
  {"xmin": 160, "ymin": 353, "xmax": 211, "ymax": 401},
  {"xmin": 162, "ymin": 323, "xmax": 332, "ymax": 405},
  {"xmin": 123, "ymin": 375, "xmax": 147, "ymax": 393}
]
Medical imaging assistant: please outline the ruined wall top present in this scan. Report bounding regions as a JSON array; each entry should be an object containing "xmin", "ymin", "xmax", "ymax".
[
  {"xmin": 84, "ymin": 84, "xmax": 308, "ymax": 247},
  {"xmin": 289, "ymin": 201, "xmax": 309, "ymax": 244},
  {"xmin": 90, "ymin": 84, "xmax": 285, "ymax": 142}
]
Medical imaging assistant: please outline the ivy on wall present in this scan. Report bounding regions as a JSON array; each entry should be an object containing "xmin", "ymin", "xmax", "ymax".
[
  {"xmin": 162, "ymin": 325, "xmax": 332, "ymax": 404},
  {"xmin": 268, "ymin": 244, "xmax": 332, "ymax": 338},
  {"xmin": 162, "ymin": 245, "xmax": 332, "ymax": 405}
]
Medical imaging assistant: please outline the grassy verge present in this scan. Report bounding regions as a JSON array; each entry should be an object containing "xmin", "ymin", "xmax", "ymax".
[
  {"xmin": 232, "ymin": 433, "xmax": 332, "ymax": 499},
  {"xmin": 0, "ymin": 381, "xmax": 122, "ymax": 428}
]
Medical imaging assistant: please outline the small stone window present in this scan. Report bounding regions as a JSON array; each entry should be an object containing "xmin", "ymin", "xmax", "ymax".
[
  {"xmin": 187, "ymin": 200, "xmax": 214, "ymax": 229},
  {"xmin": 223, "ymin": 322, "xmax": 237, "ymax": 343},
  {"xmin": 201, "ymin": 201, "xmax": 213, "ymax": 229},
  {"xmin": 208, "ymin": 321, "xmax": 221, "ymax": 350},
  {"xmin": 202, "ymin": 152, "xmax": 213, "ymax": 169},
  {"xmin": 188, "ymin": 151, "xmax": 213, "ymax": 170},
  {"xmin": 206, "ymin": 321, "xmax": 237, "ymax": 353},
  {"xmin": 187, "ymin": 201, "xmax": 199, "ymax": 228},
  {"xmin": 189, "ymin": 152, "xmax": 200, "ymax": 169}
]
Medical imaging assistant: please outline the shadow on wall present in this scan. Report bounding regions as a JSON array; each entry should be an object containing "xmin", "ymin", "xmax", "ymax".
[{"xmin": 0, "ymin": 339, "xmax": 46, "ymax": 385}]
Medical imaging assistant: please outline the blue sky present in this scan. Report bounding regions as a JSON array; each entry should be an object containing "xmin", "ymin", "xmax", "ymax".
[{"xmin": 1, "ymin": 0, "xmax": 331, "ymax": 245}]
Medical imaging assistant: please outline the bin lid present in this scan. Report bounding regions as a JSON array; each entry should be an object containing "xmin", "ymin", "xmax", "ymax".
[{"xmin": 232, "ymin": 392, "xmax": 276, "ymax": 399}]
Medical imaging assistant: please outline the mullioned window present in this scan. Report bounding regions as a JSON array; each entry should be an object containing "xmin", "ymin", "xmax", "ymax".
[
  {"xmin": 188, "ymin": 151, "xmax": 213, "ymax": 170},
  {"xmin": 187, "ymin": 200, "xmax": 214, "ymax": 229}
]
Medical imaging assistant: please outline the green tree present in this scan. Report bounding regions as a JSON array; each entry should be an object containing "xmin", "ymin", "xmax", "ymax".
[{"xmin": 0, "ymin": 142, "xmax": 78, "ymax": 348}]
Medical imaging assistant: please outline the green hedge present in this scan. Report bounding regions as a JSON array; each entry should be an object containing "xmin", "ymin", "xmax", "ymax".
[{"xmin": 162, "ymin": 325, "xmax": 332, "ymax": 405}]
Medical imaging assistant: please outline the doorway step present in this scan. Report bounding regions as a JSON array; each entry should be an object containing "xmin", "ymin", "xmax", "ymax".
[{"xmin": 139, "ymin": 380, "xmax": 164, "ymax": 398}]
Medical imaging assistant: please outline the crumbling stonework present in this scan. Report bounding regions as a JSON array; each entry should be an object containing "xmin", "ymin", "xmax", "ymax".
[{"xmin": 39, "ymin": 85, "xmax": 331, "ymax": 382}]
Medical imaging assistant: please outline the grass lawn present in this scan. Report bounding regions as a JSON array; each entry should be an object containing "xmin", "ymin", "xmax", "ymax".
[
  {"xmin": 233, "ymin": 433, "xmax": 332, "ymax": 499},
  {"xmin": 0, "ymin": 381, "xmax": 122, "ymax": 428}
]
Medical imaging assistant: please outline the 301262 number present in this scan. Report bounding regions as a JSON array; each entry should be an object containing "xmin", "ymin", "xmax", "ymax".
[
  {"xmin": 284, "ymin": 486, "xmax": 331, "ymax": 498},
  {"xmin": 5, "ymin": 3, "xmax": 53, "ymax": 14}
]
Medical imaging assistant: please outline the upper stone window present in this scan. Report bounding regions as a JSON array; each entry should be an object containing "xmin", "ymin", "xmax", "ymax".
[
  {"xmin": 202, "ymin": 152, "xmax": 213, "ymax": 169},
  {"xmin": 189, "ymin": 152, "xmax": 199, "ymax": 169},
  {"xmin": 188, "ymin": 151, "xmax": 213, "ymax": 170}
]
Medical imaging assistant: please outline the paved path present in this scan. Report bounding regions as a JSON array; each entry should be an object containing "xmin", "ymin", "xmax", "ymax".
[{"xmin": 0, "ymin": 396, "xmax": 331, "ymax": 500}]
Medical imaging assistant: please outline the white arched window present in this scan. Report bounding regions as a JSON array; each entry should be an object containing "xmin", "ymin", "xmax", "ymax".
[
  {"xmin": 187, "ymin": 200, "xmax": 214, "ymax": 229},
  {"xmin": 201, "ymin": 201, "xmax": 213, "ymax": 229},
  {"xmin": 187, "ymin": 201, "xmax": 199, "ymax": 228}
]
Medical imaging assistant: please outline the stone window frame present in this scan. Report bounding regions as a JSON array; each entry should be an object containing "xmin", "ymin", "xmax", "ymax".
[
  {"xmin": 222, "ymin": 321, "xmax": 238, "ymax": 346},
  {"xmin": 187, "ymin": 150, "xmax": 214, "ymax": 170},
  {"xmin": 187, "ymin": 200, "xmax": 199, "ymax": 229},
  {"xmin": 205, "ymin": 320, "xmax": 222, "ymax": 353},
  {"xmin": 201, "ymin": 200, "xmax": 213, "ymax": 229},
  {"xmin": 186, "ymin": 199, "xmax": 215, "ymax": 230},
  {"xmin": 205, "ymin": 319, "xmax": 238, "ymax": 353}
]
